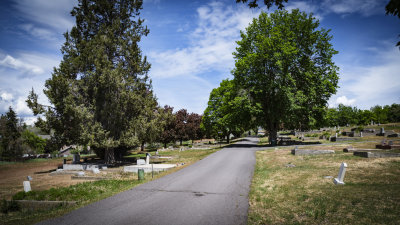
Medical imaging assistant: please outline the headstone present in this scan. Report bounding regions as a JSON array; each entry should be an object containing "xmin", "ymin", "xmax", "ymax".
[
  {"xmin": 23, "ymin": 181, "xmax": 31, "ymax": 192},
  {"xmin": 146, "ymin": 153, "xmax": 151, "ymax": 165},
  {"xmin": 92, "ymin": 168, "xmax": 100, "ymax": 174},
  {"xmin": 380, "ymin": 127, "xmax": 385, "ymax": 134},
  {"xmin": 77, "ymin": 172, "xmax": 85, "ymax": 176},
  {"xmin": 137, "ymin": 159, "xmax": 146, "ymax": 165},
  {"xmin": 333, "ymin": 162, "xmax": 347, "ymax": 185},
  {"xmin": 335, "ymin": 133, "xmax": 338, "ymax": 138},
  {"xmin": 72, "ymin": 154, "xmax": 80, "ymax": 164},
  {"xmin": 360, "ymin": 132, "xmax": 363, "ymax": 137}
]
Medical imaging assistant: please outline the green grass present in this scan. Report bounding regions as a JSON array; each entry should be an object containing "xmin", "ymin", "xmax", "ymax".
[{"xmin": 248, "ymin": 146, "xmax": 400, "ymax": 225}]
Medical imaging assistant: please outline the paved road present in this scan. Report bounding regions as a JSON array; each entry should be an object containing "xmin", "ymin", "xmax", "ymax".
[{"xmin": 38, "ymin": 137, "xmax": 264, "ymax": 225}]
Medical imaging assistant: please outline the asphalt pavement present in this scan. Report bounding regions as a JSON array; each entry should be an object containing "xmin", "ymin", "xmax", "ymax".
[{"xmin": 38, "ymin": 137, "xmax": 265, "ymax": 225}]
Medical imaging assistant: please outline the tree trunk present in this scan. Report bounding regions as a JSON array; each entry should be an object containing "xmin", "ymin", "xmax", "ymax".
[
  {"xmin": 164, "ymin": 142, "xmax": 167, "ymax": 148},
  {"xmin": 227, "ymin": 134, "xmax": 230, "ymax": 143},
  {"xmin": 268, "ymin": 122, "xmax": 278, "ymax": 146},
  {"xmin": 140, "ymin": 141, "xmax": 145, "ymax": 152},
  {"xmin": 105, "ymin": 147, "xmax": 116, "ymax": 165}
]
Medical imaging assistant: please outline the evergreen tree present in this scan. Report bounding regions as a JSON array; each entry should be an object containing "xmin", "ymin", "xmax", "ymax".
[
  {"xmin": 27, "ymin": 0, "xmax": 153, "ymax": 164},
  {"xmin": 0, "ymin": 107, "xmax": 23, "ymax": 161}
]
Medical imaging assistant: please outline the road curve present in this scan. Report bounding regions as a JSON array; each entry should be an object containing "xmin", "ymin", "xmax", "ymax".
[{"xmin": 38, "ymin": 137, "xmax": 264, "ymax": 225}]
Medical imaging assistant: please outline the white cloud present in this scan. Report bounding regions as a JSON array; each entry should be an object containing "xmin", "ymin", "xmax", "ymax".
[
  {"xmin": 12, "ymin": 0, "xmax": 76, "ymax": 32},
  {"xmin": 0, "ymin": 54, "xmax": 44, "ymax": 75},
  {"xmin": 148, "ymin": 2, "xmax": 260, "ymax": 79},
  {"xmin": 286, "ymin": 1, "xmax": 323, "ymax": 20},
  {"xmin": 321, "ymin": 0, "xmax": 384, "ymax": 16},
  {"xmin": 330, "ymin": 46, "xmax": 400, "ymax": 109},
  {"xmin": 0, "ymin": 92, "xmax": 13, "ymax": 101},
  {"xmin": 20, "ymin": 24, "xmax": 58, "ymax": 42},
  {"xmin": 336, "ymin": 96, "xmax": 356, "ymax": 106}
]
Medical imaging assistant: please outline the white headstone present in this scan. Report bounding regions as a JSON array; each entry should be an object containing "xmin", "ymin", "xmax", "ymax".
[
  {"xmin": 92, "ymin": 168, "xmax": 100, "ymax": 174},
  {"xmin": 360, "ymin": 132, "xmax": 363, "ymax": 137},
  {"xmin": 335, "ymin": 133, "xmax": 338, "ymax": 138},
  {"xmin": 333, "ymin": 162, "xmax": 347, "ymax": 185},
  {"xmin": 23, "ymin": 181, "xmax": 31, "ymax": 192},
  {"xmin": 77, "ymin": 171, "xmax": 85, "ymax": 176},
  {"xmin": 146, "ymin": 154, "xmax": 150, "ymax": 165},
  {"xmin": 137, "ymin": 159, "xmax": 145, "ymax": 165}
]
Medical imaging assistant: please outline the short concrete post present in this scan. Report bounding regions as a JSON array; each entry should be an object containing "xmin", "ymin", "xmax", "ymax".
[
  {"xmin": 333, "ymin": 162, "xmax": 347, "ymax": 185},
  {"xmin": 23, "ymin": 181, "xmax": 31, "ymax": 192}
]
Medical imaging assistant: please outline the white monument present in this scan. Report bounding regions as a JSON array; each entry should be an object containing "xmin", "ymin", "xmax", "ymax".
[
  {"xmin": 333, "ymin": 162, "xmax": 347, "ymax": 185},
  {"xmin": 23, "ymin": 181, "xmax": 31, "ymax": 192}
]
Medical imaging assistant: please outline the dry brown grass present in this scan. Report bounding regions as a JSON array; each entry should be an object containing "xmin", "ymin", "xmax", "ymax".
[{"xmin": 248, "ymin": 144, "xmax": 400, "ymax": 225}]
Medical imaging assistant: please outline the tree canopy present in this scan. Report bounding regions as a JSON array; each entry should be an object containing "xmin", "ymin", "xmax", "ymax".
[
  {"xmin": 385, "ymin": 0, "xmax": 400, "ymax": 48},
  {"xmin": 27, "ymin": 0, "xmax": 155, "ymax": 164},
  {"xmin": 232, "ymin": 9, "xmax": 339, "ymax": 144},
  {"xmin": 202, "ymin": 79, "xmax": 259, "ymax": 142},
  {"xmin": 236, "ymin": 0, "xmax": 288, "ymax": 9}
]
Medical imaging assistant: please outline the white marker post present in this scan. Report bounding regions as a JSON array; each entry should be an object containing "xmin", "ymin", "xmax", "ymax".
[{"xmin": 333, "ymin": 162, "xmax": 347, "ymax": 185}]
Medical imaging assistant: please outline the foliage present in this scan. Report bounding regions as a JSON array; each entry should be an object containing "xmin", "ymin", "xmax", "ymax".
[
  {"xmin": 236, "ymin": 0, "xmax": 287, "ymax": 9},
  {"xmin": 21, "ymin": 130, "xmax": 46, "ymax": 154},
  {"xmin": 385, "ymin": 0, "xmax": 400, "ymax": 48},
  {"xmin": 233, "ymin": 10, "xmax": 339, "ymax": 143},
  {"xmin": 202, "ymin": 79, "xmax": 259, "ymax": 142},
  {"xmin": 0, "ymin": 107, "xmax": 24, "ymax": 161},
  {"xmin": 322, "ymin": 103, "xmax": 400, "ymax": 127},
  {"xmin": 159, "ymin": 105, "xmax": 176, "ymax": 148},
  {"xmin": 26, "ymin": 0, "xmax": 155, "ymax": 164},
  {"xmin": 174, "ymin": 109, "xmax": 202, "ymax": 145}
]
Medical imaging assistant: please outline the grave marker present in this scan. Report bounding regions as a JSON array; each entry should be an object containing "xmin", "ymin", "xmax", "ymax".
[
  {"xmin": 333, "ymin": 162, "xmax": 347, "ymax": 185},
  {"xmin": 23, "ymin": 181, "xmax": 31, "ymax": 192},
  {"xmin": 137, "ymin": 159, "xmax": 145, "ymax": 165},
  {"xmin": 146, "ymin": 153, "xmax": 151, "ymax": 165},
  {"xmin": 92, "ymin": 168, "xmax": 100, "ymax": 174}
]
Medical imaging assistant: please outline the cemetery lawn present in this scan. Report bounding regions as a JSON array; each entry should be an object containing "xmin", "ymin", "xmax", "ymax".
[
  {"xmin": 248, "ymin": 144, "xmax": 400, "ymax": 224},
  {"xmin": 0, "ymin": 147, "xmax": 220, "ymax": 225}
]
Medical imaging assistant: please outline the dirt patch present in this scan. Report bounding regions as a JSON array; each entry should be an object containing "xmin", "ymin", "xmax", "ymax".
[{"xmin": 0, "ymin": 159, "xmax": 92, "ymax": 200}]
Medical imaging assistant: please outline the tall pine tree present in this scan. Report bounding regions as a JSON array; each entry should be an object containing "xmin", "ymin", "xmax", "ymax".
[{"xmin": 27, "ymin": 0, "xmax": 154, "ymax": 164}]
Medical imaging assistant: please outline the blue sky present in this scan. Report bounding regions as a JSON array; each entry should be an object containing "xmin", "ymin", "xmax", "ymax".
[{"xmin": 0, "ymin": 0, "xmax": 399, "ymax": 124}]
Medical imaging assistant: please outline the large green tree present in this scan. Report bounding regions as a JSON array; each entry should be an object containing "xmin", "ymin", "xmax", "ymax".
[
  {"xmin": 27, "ymin": 0, "xmax": 153, "ymax": 164},
  {"xmin": 202, "ymin": 79, "xmax": 258, "ymax": 142},
  {"xmin": 233, "ymin": 10, "xmax": 339, "ymax": 144}
]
